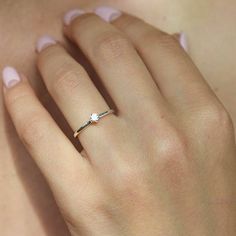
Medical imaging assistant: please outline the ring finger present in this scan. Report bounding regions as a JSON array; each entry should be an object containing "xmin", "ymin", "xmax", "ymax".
[{"xmin": 36, "ymin": 42, "xmax": 121, "ymax": 162}]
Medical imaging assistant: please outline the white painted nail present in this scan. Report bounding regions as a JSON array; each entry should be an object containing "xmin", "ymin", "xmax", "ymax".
[
  {"xmin": 179, "ymin": 32, "xmax": 188, "ymax": 52},
  {"xmin": 63, "ymin": 9, "xmax": 85, "ymax": 25},
  {"xmin": 95, "ymin": 6, "xmax": 122, "ymax": 22},
  {"xmin": 2, "ymin": 66, "xmax": 21, "ymax": 88},
  {"xmin": 36, "ymin": 35, "xmax": 57, "ymax": 53}
]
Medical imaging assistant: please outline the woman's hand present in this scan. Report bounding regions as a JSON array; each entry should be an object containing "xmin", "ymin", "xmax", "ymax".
[{"xmin": 2, "ymin": 6, "xmax": 236, "ymax": 236}]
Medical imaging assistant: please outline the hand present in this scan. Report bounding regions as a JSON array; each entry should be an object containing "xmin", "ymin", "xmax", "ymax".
[{"xmin": 2, "ymin": 6, "xmax": 236, "ymax": 236}]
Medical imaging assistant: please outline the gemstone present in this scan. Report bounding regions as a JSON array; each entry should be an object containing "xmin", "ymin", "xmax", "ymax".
[{"xmin": 90, "ymin": 113, "xmax": 99, "ymax": 123}]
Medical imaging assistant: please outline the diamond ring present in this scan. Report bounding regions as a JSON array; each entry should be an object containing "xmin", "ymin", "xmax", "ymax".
[{"xmin": 73, "ymin": 109, "xmax": 115, "ymax": 138}]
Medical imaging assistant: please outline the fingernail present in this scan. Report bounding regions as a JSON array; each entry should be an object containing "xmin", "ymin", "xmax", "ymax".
[
  {"xmin": 63, "ymin": 9, "xmax": 85, "ymax": 25},
  {"xmin": 2, "ymin": 66, "xmax": 21, "ymax": 88},
  {"xmin": 179, "ymin": 32, "xmax": 188, "ymax": 52},
  {"xmin": 36, "ymin": 35, "xmax": 57, "ymax": 53},
  {"xmin": 95, "ymin": 6, "xmax": 122, "ymax": 22}
]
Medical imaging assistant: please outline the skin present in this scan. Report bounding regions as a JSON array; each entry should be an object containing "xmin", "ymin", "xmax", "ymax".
[
  {"xmin": 1, "ymin": 0, "xmax": 236, "ymax": 235},
  {"xmin": 2, "ymin": 7, "xmax": 236, "ymax": 236}
]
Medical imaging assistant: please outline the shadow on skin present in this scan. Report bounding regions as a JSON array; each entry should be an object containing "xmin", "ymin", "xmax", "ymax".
[
  {"xmin": 1, "ymin": 34, "xmax": 118, "ymax": 236},
  {"xmin": 3, "ymin": 85, "xmax": 71, "ymax": 236}
]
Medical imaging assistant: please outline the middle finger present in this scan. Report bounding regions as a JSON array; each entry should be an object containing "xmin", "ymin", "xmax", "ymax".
[{"xmin": 64, "ymin": 11, "xmax": 167, "ymax": 121}]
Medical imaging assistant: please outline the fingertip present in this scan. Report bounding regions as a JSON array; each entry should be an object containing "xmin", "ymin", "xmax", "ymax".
[
  {"xmin": 63, "ymin": 9, "xmax": 85, "ymax": 26},
  {"xmin": 179, "ymin": 32, "xmax": 188, "ymax": 52},
  {"xmin": 36, "ymin": 35, "xmax": 57, "ymax": 53},
  {"xmin": 94, "ymin": 6, "xmax": 122, "ymax": 22},
  {"xmin": 2, "ymin": 66, "xmax": 22, "ymax": 89},
  {"xmin": 173, "ymin": 33, "xmax": 180, "ymax": 41}
]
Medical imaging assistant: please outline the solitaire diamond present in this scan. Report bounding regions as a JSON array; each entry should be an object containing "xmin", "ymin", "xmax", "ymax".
[{"xmin": 90, "ymin": 113, "xmax": 100, "ymax": 123}]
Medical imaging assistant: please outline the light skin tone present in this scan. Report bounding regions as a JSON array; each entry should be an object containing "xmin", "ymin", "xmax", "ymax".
[
  {"xmin": 2, "ymin": 5, "xmax": 236, "ymax": 236},
  {"xmin": 1, "ymin": 1, "xmax": 236, "ymax": 235}
]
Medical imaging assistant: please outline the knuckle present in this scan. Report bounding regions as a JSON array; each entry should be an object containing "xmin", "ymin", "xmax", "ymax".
[
  {"xmin": 5, "ymin": 85, "xmax": 32, "ymax": 109},
  {"xmin": 6, "ymin": 92, "xmax": 28, "ymax": 110},
  {"xmin": 193, "ymin": 103, "xmax": 233, "ymax": 134},
  {"xmin": 93, "ymin": 31, "xmax": 131, "ymax": 62},
  {"xmin": 142, "ymin": 30, "xmax": 178, "ymax": 51},
  {"xmin": 155, "ymin": 128, "xmax": 188, "ymax": 160},
  {"xmin": 51, "ymin": 67, "xmax": 83, "ymax": 96},
  {"xmin": 156, "ymin": 33, "xmax": 179, "ymax": 48},
  {"xmin": 115, "ymin": 16, "xmax": 179, "ymax": 53},
  {"xmin": 19, "ymin": 113, "xmax": 48, "ymax": 147},
  {"xmin": 153, "ymin": 130, "xmax": 190, "ymax": 187}
]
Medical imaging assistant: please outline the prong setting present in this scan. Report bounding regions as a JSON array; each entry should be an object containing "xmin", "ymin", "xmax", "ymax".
[
  {"xmin": 74, "ymin": 109, "xmax": 115, "ymax": 138},
  {"xmin": 90, "ymin": 113, "xmax": 100, "ymax": 123}
]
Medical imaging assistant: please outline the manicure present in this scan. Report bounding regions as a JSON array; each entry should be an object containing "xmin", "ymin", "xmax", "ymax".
[
  {"xmin": 95, "ymin": 6, "xmax": 122, "ymax": 22},
  {"xmin": 63, "ymin": 9, "xmax": 85, "ymax": 26},
  {"xmin": 2, "ymin": 66, "xmax": 21, "ymax": 88},
  {"xmin": 179, "ymin": 32, "xmax": 188, "ymax": 52},
  {"xmin": 36, "ymin": 35, "xmax": 57, "ymax": 53}
]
